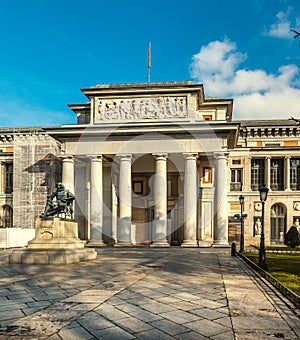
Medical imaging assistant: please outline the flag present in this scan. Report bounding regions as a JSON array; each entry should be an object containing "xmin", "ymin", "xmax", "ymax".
[{"xmin": 148, "ymin": 41, "xmax": 151, "ymax": 69}]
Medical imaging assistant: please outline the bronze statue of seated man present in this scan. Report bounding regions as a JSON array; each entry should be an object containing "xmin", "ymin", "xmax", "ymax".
[{"xmin": 41, "ymin": 183, "xmax": 75, "ymax": 219}]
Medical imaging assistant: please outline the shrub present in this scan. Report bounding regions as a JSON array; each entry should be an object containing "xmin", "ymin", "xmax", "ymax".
[{"xmin": 284, "ymin": 226, "xmax": 300, "ymax": 248}]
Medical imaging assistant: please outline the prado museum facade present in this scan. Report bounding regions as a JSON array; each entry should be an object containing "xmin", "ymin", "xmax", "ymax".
[{"xmin": 0, "ymin": 81, "xmax": 299, "ymax": 249}]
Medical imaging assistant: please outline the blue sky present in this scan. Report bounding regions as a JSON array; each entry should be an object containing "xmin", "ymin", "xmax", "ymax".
[{"xmin": 0, "ymin": 0, "xmax": 300, "ymax": 127}]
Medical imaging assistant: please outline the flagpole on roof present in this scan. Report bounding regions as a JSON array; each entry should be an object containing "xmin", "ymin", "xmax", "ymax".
[{"xmin": 148, "ymin": 41, "xmax": 151, "ymax": 83}]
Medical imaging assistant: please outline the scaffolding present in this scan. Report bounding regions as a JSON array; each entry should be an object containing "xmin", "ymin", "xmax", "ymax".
[{"xmin": 13, "ymin": 132, "xmax": 61, "ymax": 229}]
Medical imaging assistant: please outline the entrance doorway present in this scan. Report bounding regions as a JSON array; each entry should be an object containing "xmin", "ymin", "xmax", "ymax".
[
  {"xmin": 270, "ymin": 203, "xmax": 287, "ymax": 244},
  {"xmin": 132, "ymin": 208, "xmax": 151, "ymax": 244}
]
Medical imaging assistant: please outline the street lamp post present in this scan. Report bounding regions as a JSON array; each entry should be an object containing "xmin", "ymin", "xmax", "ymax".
[
  {"xmin": 259, "ymin": 184, "xmax": 269, "ymax": 270},
  {"xmin": 239, "ymin": 195, "xmax": 245, "ymax": 253}
]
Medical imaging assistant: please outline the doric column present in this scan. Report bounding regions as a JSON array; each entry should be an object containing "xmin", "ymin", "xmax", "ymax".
[
  {"xmin": 62, "ymin": 156, "xmax": 74, "ymax": 194},
  {"xmin": 213, "ymin": 153, "xmax": 229, "ymax": 246},
  {"xmin": 285, "ymin": 156, "xmax": 291, "ymax": 191},
  {"xmin": 88, "ymin": 155, "xmax": 105, "ymax": 246},
  {"xmin": 182, "ymin": 153, "xmax": 198, "ymax": 247},
  {"xmin": 265, "ymin": 156, "xmax": 271, "ymax": 189},
  {"xmin": 151, "ymin": 153, "xmax": 169, "ymax": 247},
  {"xmin": 117, "ymin": 154, "xmax": 132, "ymax": 245}
]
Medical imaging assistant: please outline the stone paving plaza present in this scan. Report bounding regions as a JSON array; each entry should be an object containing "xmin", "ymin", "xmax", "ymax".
[{"xmin": 0, "ymin": 248, "xmax": 299, "ymax": 339}]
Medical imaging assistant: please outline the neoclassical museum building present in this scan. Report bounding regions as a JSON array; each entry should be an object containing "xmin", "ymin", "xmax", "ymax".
[{"xmin": 0, "ymin": 81, "xmax": 299, "ymax": 248}]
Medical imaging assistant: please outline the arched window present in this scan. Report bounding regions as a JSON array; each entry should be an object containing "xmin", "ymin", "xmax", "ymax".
[
  {"xmin": 2, "ymin": 205, "xmax": 13, "ymax": 228},
  {"xmin": 270, "ymin": 203, "xmax": 286, "ymax": 244}
]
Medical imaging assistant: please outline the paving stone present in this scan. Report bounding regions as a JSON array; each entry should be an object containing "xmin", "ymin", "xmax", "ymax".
[
  {"xmin": 129, "ymin": 296, "xmax": 155, "ymax": 306},
  {"xmin": 58, "ymin": 325, "xmax": 95, "ymax": 339},
  {"xmin": 214, "ymin": 316, "xmax": 233, "ymax": 328},
  {"xmin": 173, "ymin": 292, "xmax": 201, "ymax": 302},
  {"xmin": 231, "ymin": 315, "xmax": 291, "ymax": 330},
  {"xmin": 190, "ymin": 308, "xmax": 229, "ymax": 320},
  {"xmin": 171, "ymin": 301, "xmax": 200, "ymax": 311},
  {"xmin": 22, "ymin": 306, "xmax": 46, "ymax": 316},
  {"xmin": 69, "ymin": 303, "xmax": 99, "ymax": 312},
  {"xmin": 151, "ymin": 318, "xmax": 189, "ymax": 336},
  {"xmin": 94, "ymin": 303, "xmax": 130, "ymax": 320},
  {"xmin": 89, "ymin": 325, "xmax": 136, "ymax": 339},
  {"xmin": 136, "ymin": 328, "xmax": 175, "ymax": 339},
  {"xmin": 26, "ymin": 301, "xmax": 51, "ymax": 309},
  {"xmin": 138, "ymin": 301, "xmax": 176, "ymax": 314},
  {"xmin": 0, "ymin": 309, "xmax": 24, "ymax": 321},
  {"xmin": 47, "ymin": 334, "xmax": 63, "ymax": 340},
  {"xmin": 174, "ymin": 330, "xmax": 208, "ymax": 339},
  {"xmin": 60, "ymin": 320, "xmax": 80, "ymax": 329},
  {"xmin": 6, "ymin": 296, "xmax": 35, "ymax": 303},
  {"xmin": 106, "ymin": 296, "xmax": 125, "ymax": 306},
  {"xmin": 191, "ymin": 298, "xmax": 228, "ymax": 309},
  {"xmin": 160, "ymin": 310, "xmax": 200, "ymax": 324},
  {"xmin": 155, "ymin": 296, "xmax": 182, "ymax": 304},
  {"xmin": 114, "ymin": 316, "xmax": 153, "ymax": 333},
  {"xmin": 139, "ymin": 290, "xmax": 167, "ymax": 298},
  {"xmin": 184, "ymin": 318, "xmax": 230, "ymax": 337},
  {"xmin": 0, "ymin": 302, "xmax": 27, "ymax": 312},
  {"xmin": 234, "ymin": 329, "xmax": 299, "ymax": 339},
  {"xmin": 211, "ymin": 330, "xmax": 235, "ymax": 340},
  {"xmin": 77, "ymin": 315, "xmax": 115, "ymax": 331},
  {"xmin": 116, "ymin": 304, "xmax": 162, "ymax": 322}
]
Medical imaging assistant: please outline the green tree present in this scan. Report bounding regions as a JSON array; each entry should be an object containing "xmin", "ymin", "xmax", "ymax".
[{"xmin": 284, "ymin": 226, "xmax": 300, "ymax": 248}]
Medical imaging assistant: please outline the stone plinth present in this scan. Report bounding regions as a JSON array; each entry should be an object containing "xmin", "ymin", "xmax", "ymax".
[
  {"xmin": 9, "ymin": 218, "xmax": 97, "ymax": 264},
  {"xmin": 27, "ymin": 218, "xmax": 85, "ymax": 249}
]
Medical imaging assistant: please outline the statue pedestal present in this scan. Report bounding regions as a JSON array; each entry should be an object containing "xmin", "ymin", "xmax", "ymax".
[{"xmin": 9, "ymin": 218, "xmax": 97, "ymax": 264}]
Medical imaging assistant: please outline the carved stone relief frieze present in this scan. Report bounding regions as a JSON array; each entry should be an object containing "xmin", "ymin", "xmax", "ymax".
[{"xmin": 96, "ymin": 96, "xmax": 188, "ymax": 121}]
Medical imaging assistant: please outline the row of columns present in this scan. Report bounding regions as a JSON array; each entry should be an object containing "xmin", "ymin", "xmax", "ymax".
[{"xmin": 61, "ymin": 153, "xmax": 229, "ymax": 247}]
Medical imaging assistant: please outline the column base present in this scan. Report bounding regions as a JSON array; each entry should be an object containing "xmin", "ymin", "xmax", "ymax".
[
  {"xmin": 150, "ymin": 241, "xmax": 170, "ymax": 247},
  {"xmin": 181, "ymin": 240, "xmax": 198, "ymax": 248},
  {"xmin": 114, "ymin": 242, "xmax": 133, "ymax": 247},
  {"xmin": 198, "ymin": 240, "xmax": 213, "ymax": 247},
  {"xmin": 212, "ymin": 241, "xmax": 230, "ymax": 248},
  {"xmin": 86, "ymin": 240, "xmax": 106, "ymax": 247}
]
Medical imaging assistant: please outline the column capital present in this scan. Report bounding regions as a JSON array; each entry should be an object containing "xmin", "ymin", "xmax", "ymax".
[
  {"xmin": 116, "ymin": 154, "xmax": 132, "ymax": 161},
  {"xmin": 60, "ymin": 154, "xmax": 74, "ymax": 160},
  {"xmin": 88, "ymin": 155, "xmax": 103, "ymax": 161},
  {"xmin": 183, "ymin": 153, "xmax": 198, "ymax": 160},
  {"xmin": 214, "ymin": 152, "xmax": 228, "ymax": 159},
  {"xmin": 152, "ymin": 153, "xmax": 168, "ymax": 160}
]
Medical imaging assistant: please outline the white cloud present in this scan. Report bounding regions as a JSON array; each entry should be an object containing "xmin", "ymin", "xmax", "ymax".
[
  {"xmin": 190, "ymin": 39, "xmax": 300, "ymax": 120},
  {"xmin": 265, "ymin": 10, "xmax": 292, "ymax": 39}
]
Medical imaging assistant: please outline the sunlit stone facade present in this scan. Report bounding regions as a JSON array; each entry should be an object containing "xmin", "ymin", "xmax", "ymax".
[{"xmin": 0, "ymin": 82, "xmax": 299, "ymax": 248}]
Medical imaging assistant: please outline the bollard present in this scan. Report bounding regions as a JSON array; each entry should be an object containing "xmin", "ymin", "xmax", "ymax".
[{"xmin": 231, "ymin": 242, "xmax": 236, "ymax": 256}]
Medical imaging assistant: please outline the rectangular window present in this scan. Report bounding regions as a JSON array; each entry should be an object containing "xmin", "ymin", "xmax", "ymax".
[
  {"xmin": 133, "ymin": 181, "xmax": 143, "ymax": 194},
  {"xmin": 202, "ymin": 167, "xmax": 212, "ymax": 184},
  {"xmin": 290, "ymin": 158, "xmax": 300, "ymax": 190},
  {"xmin": 230, "ymin": 169, "xmax": 242, "ymax": 191},
  {"xmin": 5, "ymin": 163, "xmax": 13, "ymax": 194},
  {"xmin": 232, "ymin": 159, "xmax": 241, "ymax": 165},
  {"xmin": 270, "ymin": 158, "xmax": 284, "ymax": 191},
  {"xmin": 251, "ymin": 159, "xmax": 264, "ymax": 191}
]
